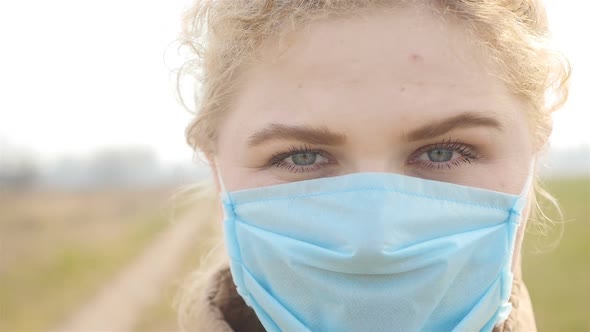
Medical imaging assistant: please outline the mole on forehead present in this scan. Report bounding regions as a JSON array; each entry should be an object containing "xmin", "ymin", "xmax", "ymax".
[{"xmin": 409, "ymin": 53, "xmax": 425, "ymax": 63}]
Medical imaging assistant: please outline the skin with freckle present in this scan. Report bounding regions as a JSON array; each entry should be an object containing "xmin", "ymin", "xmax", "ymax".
[
  {"xmin": 214, "ymin": 9, "xmax": 533, "ymax": 193},
  {"xmin": 409, "ymin": 53, "xmax": 424, "ymax": 63}
]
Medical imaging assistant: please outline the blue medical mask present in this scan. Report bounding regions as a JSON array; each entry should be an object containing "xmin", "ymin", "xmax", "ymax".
[{"xmin": 218, "ymin": 171, "xmax": 531, "ymax": 332}]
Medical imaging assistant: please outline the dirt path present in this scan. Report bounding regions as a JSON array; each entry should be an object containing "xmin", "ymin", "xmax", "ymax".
[{"xmin": 55, "ymin": 208, "xmax": 207, "ymax": 332}]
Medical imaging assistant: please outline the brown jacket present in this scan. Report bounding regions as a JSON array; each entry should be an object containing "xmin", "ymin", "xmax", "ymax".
[{"xmin": 194, "ymin": 266, "xmax": 537, "ymax": 332}]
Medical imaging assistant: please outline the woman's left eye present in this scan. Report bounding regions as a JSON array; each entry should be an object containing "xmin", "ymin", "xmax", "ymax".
[{"xmin": 408, "ymin": 140, "xmax": 480, "ymax": 169}]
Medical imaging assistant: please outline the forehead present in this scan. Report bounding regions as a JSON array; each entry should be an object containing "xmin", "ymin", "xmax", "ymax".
[
  {"xmin": 260, "ymin": 8, "xmax": 485, "ymax": 82},
  {"xmin": 223, "ymin": 7, "xmax": 522, "ymax": 142}
]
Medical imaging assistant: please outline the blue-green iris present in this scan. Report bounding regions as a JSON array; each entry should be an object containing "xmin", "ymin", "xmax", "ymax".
[
  {"xmin": 291, "ymin": 152, "xmax": 317, "ymax": 165},
  {"xmin": 427, "ymin": 149, "xmax": 453, "ymax": 162}
]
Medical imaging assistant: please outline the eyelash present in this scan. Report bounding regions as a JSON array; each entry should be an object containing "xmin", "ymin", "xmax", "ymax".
[
  {"xmin": 407, "ymin": 138, "xmax": 482, "ymax": 170},
  {"xmin": 267, "ymin": 138, "xmax": 482, "ymax": 173},
  {"xmin": 268, "ymin": 144, "xmax": 332, "ymax": 173}
]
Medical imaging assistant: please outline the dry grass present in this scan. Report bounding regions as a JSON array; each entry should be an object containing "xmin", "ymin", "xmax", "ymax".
[
  {"xmin": 132, "ymin": 194, "xmax": 222, "ymax": 332},
  {"xmin": 0, "ymin": 188, "xmax": 183, "ymax": 332},
  {"xmin": 523, "ymin": 177, "xmax": 590, "ymax": 331},
  {"xmin": 0, "ymin": 189, "xmax": 175, "ymax": 271}
]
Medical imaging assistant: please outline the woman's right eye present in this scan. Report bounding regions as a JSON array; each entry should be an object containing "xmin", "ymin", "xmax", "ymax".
[{"xmin": 268, "ymin": 147, "xmax": 333, "ymax": 173}]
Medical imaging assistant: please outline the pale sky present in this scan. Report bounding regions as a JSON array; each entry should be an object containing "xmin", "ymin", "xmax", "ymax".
[{"xmin": 0, "ymin": 1, "xmax": 587, "ymax": 164}]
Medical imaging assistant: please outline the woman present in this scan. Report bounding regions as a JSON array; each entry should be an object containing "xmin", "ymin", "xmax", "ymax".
[{"xmin": 176, "ymin": 1, "xmax": 570, "ymax": 331}]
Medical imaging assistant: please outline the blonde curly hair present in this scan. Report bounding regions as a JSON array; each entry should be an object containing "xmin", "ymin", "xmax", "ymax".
[{"xmin": 174, "ymin": 0, "xmax": 570, "ymax": 329}]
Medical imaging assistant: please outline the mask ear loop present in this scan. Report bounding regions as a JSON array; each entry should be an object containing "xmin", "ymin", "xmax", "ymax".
[
  {"xmin": 510, "ymin": 159, "xmax": 536, "ymax": 267},
  {"xmin": 514, "ymin": 159, "xmax": 536, "ymax": 213},
  {"xmin": 213, "ymin": 157, "xmax": 228, "ymax": 194},
  {"xmin": 496, "ymin": 159, "xmax": 537, "ymax": 324},
  {"xmin": 213, "ymin": 160, "xmax": 246, "ymax": 300},
  {"xmin": 213, "ymin": 157, "xmax": 236, "ymax": 223}
]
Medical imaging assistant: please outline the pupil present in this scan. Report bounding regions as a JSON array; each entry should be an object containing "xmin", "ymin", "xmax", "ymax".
[
  {"xmin": 427, "ymin": 149, "xmax": 453, "ymax": 162},
  {"xmin": 292, "ymin": 152, "xmax": 317, "ymax": 165}
]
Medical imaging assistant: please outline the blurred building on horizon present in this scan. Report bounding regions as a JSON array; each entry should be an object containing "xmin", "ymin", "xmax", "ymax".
[{"xmin": 0, "ymin": 144, "xmax": 209, "ymax": 191}]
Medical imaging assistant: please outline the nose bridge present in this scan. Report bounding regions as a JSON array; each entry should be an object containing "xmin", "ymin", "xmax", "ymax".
[
  {"xmin": 347, "ymin": 151, "xmax": 403, "ymax": 174},
  {"xmin": 340, "ymin": 126, "xmax": 405, "ymax": 174},
  {"xmin": 352, "ymin": 161, "xmax": 390, "ymax": 173}
]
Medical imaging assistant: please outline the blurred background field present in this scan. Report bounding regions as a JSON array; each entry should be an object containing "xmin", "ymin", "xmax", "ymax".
[
  {"xmin": 0, "ymin": 178, "xmax": 221, "ymax": 332},
  {"xmin": 0, "ymin": 187, "xmax": 183, "ymax": 331},
  {"xmin": 523, "ymin": 177, "xmax": 590, "ymax": 332}
]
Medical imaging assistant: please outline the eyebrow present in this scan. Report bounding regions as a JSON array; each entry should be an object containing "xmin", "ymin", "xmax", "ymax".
[
  {"xmin": 405, "ymin": 112, "xmax": 503, "ymax": 142},
  {"xmin": 248, "ymin": 124, "xmax": 347, "ymax": 147},
  {"xmin": 247, "ymin": 112, "xmax": 503, "ymax": 147}
]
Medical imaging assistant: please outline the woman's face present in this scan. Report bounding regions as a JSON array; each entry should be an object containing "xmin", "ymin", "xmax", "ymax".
[{"xmin": 213, "ymin": 8, "xmax": 534, "ymax": 194}]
